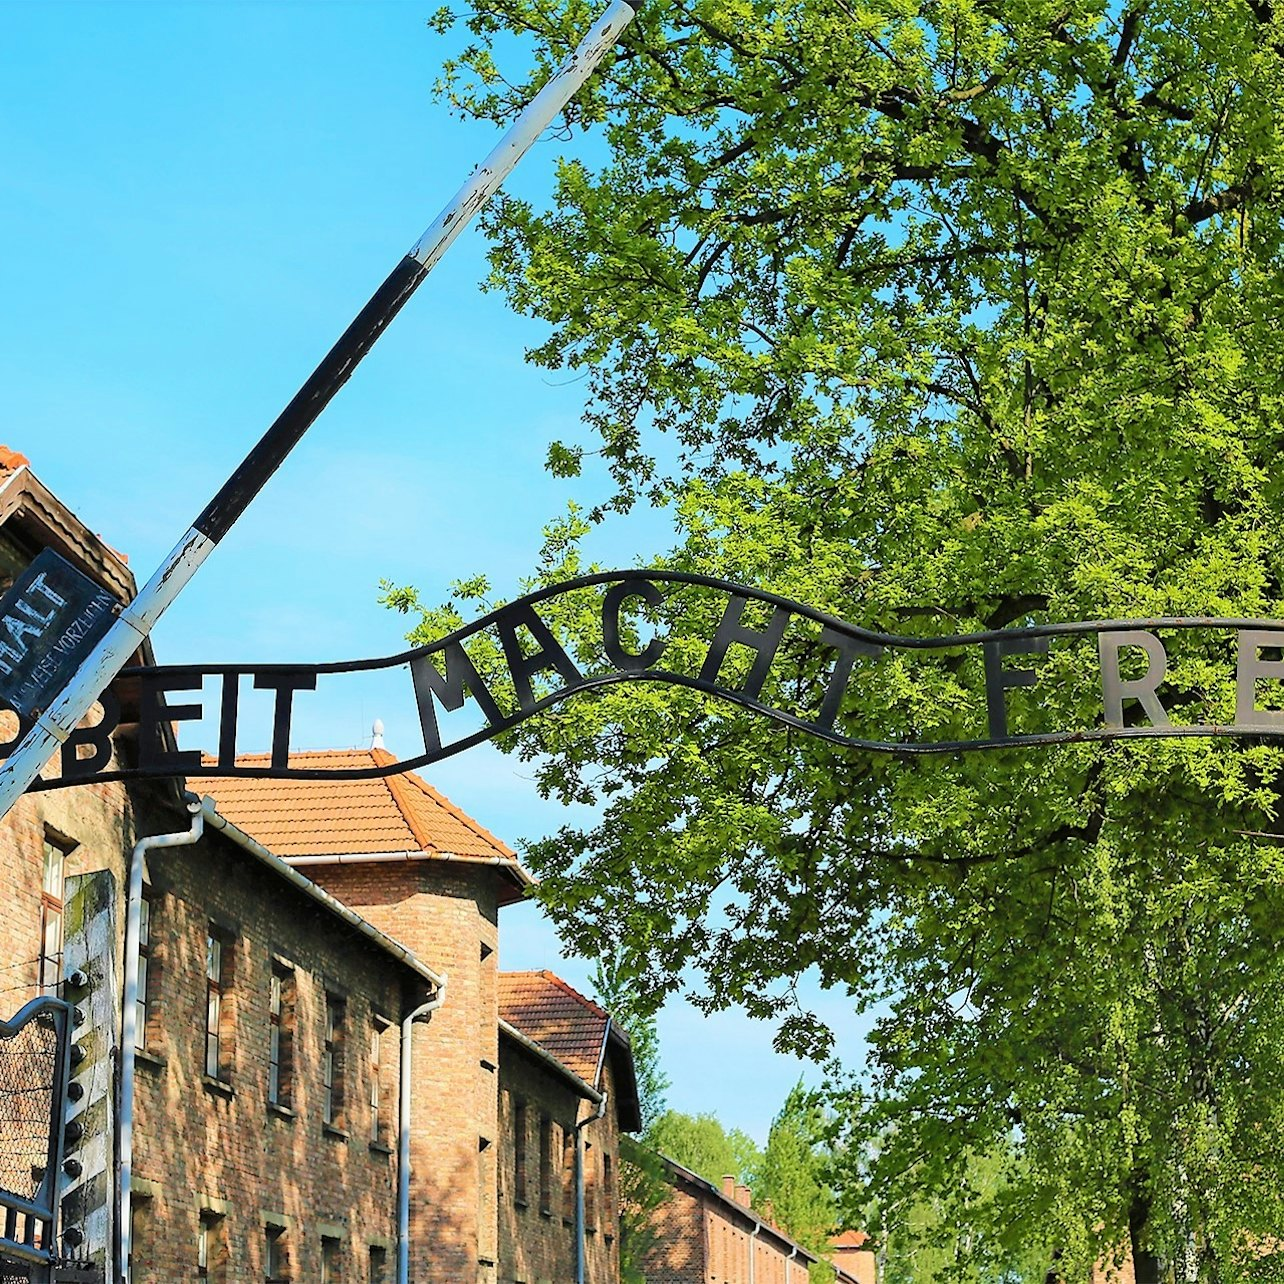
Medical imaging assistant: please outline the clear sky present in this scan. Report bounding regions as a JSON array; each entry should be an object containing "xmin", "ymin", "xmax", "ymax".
[{"xmin": 0, "ymin": 0, "xmax": 871, "ymax": 1142}]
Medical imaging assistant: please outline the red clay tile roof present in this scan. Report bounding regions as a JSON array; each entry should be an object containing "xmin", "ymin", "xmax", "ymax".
[
  {"xmin": 498, "ymin": 970, "xmax": 614, "ymax": 1085},
  {"xmin": 832, "ymin": 1231, "xmax": 870, "ymax": 1250},
  {"xmin": 202, "ymin": 748, "xmax": 517, "ymax": 862}
]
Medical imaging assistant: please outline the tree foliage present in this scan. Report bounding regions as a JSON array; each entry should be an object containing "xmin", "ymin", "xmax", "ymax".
[
  {"xmin": 873, "ymin": 1143, "xmax": 1050, "ymax": 1284},
  {"xmin": 755, "ymin": 1083, "xmax": 837, "ymax": 1255},
  {"xmin": 401, "ymin": 0, "xmax": 1284, "ymax": 1277},
  {"xmin": 648, "ymin": 1109, "xmax": 762, "ymax": 1186},
  {"xmin": 755, "ymin": 1083, "xmax": 841, "ymax": 1283},
  {"xmin": 592, "ymin": 949, "xmax": 671, "ymax": 1132},
  {"xmin": 617, "ymin": 1135, "xmax": 672, "ymax": 1284}
]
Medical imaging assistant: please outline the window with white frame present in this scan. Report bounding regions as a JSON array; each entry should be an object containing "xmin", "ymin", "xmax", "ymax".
[{"xmin": 38, "ymin": 835, "xmax": 69, "ymax": 996}]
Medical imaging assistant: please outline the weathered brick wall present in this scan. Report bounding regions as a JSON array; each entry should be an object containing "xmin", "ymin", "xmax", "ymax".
[
  {"xmin": 638, "ymin": 1176, "xmax": 705, "ymax": 1284},
  {"xmin": 302, "ymin": 859, "xmax": 501, "ymax": 1284},
  {"xmin": 0, "ymin": 722, "xmax": 133, "ymax": 1017},
  {"xmin": 130, "ymin": 825, "xmax": 410, "ymax": 1284},
  {"xmin": 706, "ymin": 1191, "xmax": 813, "ymax": 1284},
  {"xmin": 582, "ymin": 1055, "xmax": 623, "ymax": 1284},
  {"xmin": 496, "ymin": 1027, "xmax": 629, "ymax": 1284},
  {"xmin": 640, "ymin": 1173, "xmax": 817, "ymax": 1284},
  {"xmin": 497, "ymin": 1037, "xmax": 581, "ymax": 1284}
]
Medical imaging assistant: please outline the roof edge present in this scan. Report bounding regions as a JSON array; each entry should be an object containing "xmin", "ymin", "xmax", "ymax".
[
  {"xmin": 645, "ymin": 1148, "xmax": 819, "ymax": 1263},
  {"xmin": 0, "ymin": 463, "xmax": 137, "ymax": 602},
  {"xmin": 200, "ymin": 799, "xmax": 445, "ymax": 991},
  {"xmin": 282, "ymin": 848, "xmax": 533, "ymax": 899},
  {"xmin": 397, "ymin": 766, "xmax": 517, "ymax": 861},
  {"xmin": 499, "ymin": 1019, "xmax": 604, "ymax": 1104}
]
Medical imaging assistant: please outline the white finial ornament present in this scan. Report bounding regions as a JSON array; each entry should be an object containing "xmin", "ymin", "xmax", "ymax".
[{"xmin": 372, "ymin": 718, "xmax": 385, "ymax": 750}]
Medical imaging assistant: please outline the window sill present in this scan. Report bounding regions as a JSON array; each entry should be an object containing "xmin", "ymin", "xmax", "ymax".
[
  {"xmin": 268, "ymin": 1103, "xmax": 296, "ymax": 1121},
  {"xmin": 513, "ymin": 1197, "xmax": 529, "ymax": 1210},
  {"xmin": 134, "ymin": 1048, "xmax": 167, "ymax": 1070},
  {"xmin": 201, "ymin": 1075, "xmax": 233, "ymax": 1100},
  {"xmin": 323, "ymin": 1123, "xmax": 349, "ymax": 1141},
  {"xmin": 369, "ymin": 1139, "xmax": 393, "ymax": 1156}
]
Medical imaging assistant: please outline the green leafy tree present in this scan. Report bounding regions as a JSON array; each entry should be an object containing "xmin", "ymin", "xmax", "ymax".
[
  {"xmin": 755, "ymin": 1083, "xmax": 841, "ymax": 1282},
  {"xmin": 648, "ymin": 1109, "xmax": 762, "ymax": 1186},
  {"xmin": 875, "ymin": 1144, "xmax": 1050, "ymax": 1284},
  {"xmin": 394, "ymin": 0, "xmax": 1284, "ymax": 1277},
  {"xmin": 617, "ymin": 1135, "xmax": 671, "ymax": 1284},
  {"xmin": 591, "ymin": 950, "xmax": 671, "ymax": 1133}
]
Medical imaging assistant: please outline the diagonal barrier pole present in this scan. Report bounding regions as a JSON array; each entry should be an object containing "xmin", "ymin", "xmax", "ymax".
[{"xmin": 0, "ymin": 0, "xmax": 639, "ymax": 819}]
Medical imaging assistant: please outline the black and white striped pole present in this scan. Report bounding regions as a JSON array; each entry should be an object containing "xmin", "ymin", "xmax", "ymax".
[{"xmin": 0, "ymin": 0, "xmax": 638, "ymax": 819}]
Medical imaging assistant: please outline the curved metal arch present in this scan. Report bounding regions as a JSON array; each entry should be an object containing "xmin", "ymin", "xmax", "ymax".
[{"xmin": 21, "ymin": 570, "xmax": 1284, "ymax": 790}]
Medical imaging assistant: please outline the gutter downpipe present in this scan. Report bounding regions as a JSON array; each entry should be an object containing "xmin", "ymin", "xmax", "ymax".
[
  {"xmin": 749, "ymin": 1222, "xmax": 762, "ymax": 1284},
  {"xmin": 119, "ymin": 795, "xmax": 204, "ymax": 1284},
  {"xmin": 398, "ymin": 983, "xmax": 447, "ymax": 1284},
  {"xmin": 575, "ymin": 1016, "xmax": 612, "ymax": 1284}
]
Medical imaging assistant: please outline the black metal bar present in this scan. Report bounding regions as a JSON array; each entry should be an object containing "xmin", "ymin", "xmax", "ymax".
[{"xmin": 195, "ymin": 255, "xmax": 425, "ymax": 544}]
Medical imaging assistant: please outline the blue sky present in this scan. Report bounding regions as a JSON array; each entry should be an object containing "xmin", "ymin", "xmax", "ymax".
[{"xmin": 0, "ymin": 0, "xmax": 872, "ymax": 1142}]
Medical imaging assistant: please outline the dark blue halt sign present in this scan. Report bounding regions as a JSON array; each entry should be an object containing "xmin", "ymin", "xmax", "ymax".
[{"xmin": 0, "ymin": 550, "xmax": 119, "ymax": 720}]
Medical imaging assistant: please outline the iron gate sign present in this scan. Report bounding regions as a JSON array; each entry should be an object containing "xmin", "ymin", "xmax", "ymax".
[
  {"xmin": 0, "ymin": 551, "xmax": 119, "ymax": 723},
  {"xmin": 14, "ymin": 570, "xmax": 1284, "ymax": 790}
]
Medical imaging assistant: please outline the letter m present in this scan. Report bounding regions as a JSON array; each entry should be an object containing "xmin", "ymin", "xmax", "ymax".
[{"xmin": 410, "ymin": 642, "xmax": 504, "ymax": 754}]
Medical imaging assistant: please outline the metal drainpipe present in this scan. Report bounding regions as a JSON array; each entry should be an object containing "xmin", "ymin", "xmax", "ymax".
[
  {"xmin": 575, "ymin": 1015, "xmax": 611, "ymax": 1284},
  {"xmin": 574, "ymin": 1093, "xmax": 608, "ymax": 1284},
  {"xmin": 118, "ymin": 795, "xmax": 204, "ymax": 1284},
  {"xmin": 398, "ymin": 981, "xmax": 447, "ymax": 1284},
  {"xmin": 749, "ymin": 1222, "xmax": 762, "ymax": 1284}
]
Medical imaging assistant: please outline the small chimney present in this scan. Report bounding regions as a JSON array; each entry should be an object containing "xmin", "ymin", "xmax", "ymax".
[
  {"xmin": 371, "ymin": 718, "xmax": 385, "ymax": 750},
  {"xmin": 736, "ymin": 1184, "xmax": 752, "ymax": 1209},
  {"xmin": 721, "ymin": 1176, "xmax": 736, "ymax": 1199}
]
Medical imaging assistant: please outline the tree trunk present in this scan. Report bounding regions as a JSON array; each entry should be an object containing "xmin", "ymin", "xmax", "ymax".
[{"xmin": 1130, "ymin": 1189, "xmax": 1162, "ymax": 1284}]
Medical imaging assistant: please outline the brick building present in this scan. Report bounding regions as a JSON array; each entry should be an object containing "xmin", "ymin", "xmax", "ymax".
[
  {"xmin": 828, "ymin": 1231, "xmax": 876, "ymax": 1284},
  {"xmin": 0, "ymin": 452, "xmax": 639, "ymax": 1283},
  {"xmin": 497, "ymin": 970, "xmax": 641, "ymax": 1284},
  {"xmin": 637, "ymin": 1157, "xmax": 817, "ymax": 1284},
  {"xmin": 204, "ymin": 753, "xmax": 530, "ymax": 1284},
  {"xmin": 127, "ymin": 803, "xmax": 441, "ymax": 1284},
  {"xmin": 0, "ymin": 452, "xmax": 443, "ymax": 1282},
  {"xmin": 205, "ymin": 768, "xmax": 642, "ymax": 1284}
]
